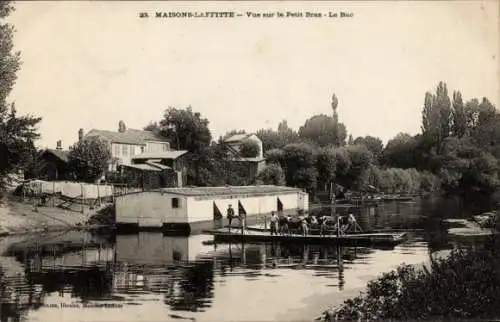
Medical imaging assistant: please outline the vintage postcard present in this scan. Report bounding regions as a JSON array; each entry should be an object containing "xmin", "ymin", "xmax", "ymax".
[{"xmin": 0, "ymin": 1, "xmax": 499, "ymax": 321}]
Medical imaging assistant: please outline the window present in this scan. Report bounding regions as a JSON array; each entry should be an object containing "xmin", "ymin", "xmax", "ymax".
[
  {"xmin": 122, "ymin": 145, "xmax": 128, "ymax": 156},
  {"xmin": 172, "ymin": 198, "xmax": 180, "ymax": 208},
  {"xmin": 130, "ymin": 146, "xmax": 136, "ymax": 156},
  {"xmin": 114, "ymin": 144, "xmax": 120, "ymax": 156},
  {"xmin": 163, "ymin": 143, "xmax": 169, "ymax": 151},
  {"xmin": 140, "ymin": 146, "xmax": 145, "ymax": 153}
]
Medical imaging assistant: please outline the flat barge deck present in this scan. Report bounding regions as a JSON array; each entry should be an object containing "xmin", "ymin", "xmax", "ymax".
[{"xmin": 203, "ymin": 227, "xmax": 408, "ymax": 247}]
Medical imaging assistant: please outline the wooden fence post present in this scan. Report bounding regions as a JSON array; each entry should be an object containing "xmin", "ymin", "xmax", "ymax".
[
  {"xmin": 81, "ymin": 184, "xmax": 84, "ymax": 214},
  {"xmin": 97, "ymin": 183, "xmax": 101, "ymax": 206}
]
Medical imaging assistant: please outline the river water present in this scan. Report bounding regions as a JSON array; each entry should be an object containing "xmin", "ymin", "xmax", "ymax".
[{"xmin": 0, "ymin": 196, "xmax": 493, "ymax": 322}]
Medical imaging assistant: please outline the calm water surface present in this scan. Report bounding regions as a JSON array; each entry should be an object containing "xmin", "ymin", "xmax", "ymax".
[{"xmin": 0, "ymin": 196, "xmax": 492, "ymax": 322}]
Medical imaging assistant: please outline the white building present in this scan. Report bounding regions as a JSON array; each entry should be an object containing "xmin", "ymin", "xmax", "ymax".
[
  {"xmin": 115, "ymin": 185, "xmax": 309, "ymax": 233},
  {"xmin": 81, "ymin": 120, "xmax": 171, "ymax": 171}
]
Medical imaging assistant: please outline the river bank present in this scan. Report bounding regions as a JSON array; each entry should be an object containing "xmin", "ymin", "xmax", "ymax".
[
  {"xmin": 316, "ymin": 221, "xmax": 500, "ymax": 321},
  {"xmin": 0, "ymin": 195, "xmax": 113, "ymax": 237}
]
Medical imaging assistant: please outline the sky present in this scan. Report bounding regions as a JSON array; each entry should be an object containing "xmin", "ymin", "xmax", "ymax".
[{"xmin": 6, "ymin": 0, "xmax": 499, "ymax": 149}]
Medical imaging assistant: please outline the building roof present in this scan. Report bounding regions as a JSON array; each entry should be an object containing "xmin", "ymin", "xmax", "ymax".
[
  {"xmin": 85, "ymin": 128, "xmax": 167, "ymax": 145},
  {"xmin": 145, "ymin": 160, "xmax": 171, "ymax": 170},
  {"xmin": 158, "ymin": 185, "xmax": 303, "ymax": 197},
  {"xmin": 230, "ymin": 157, "xmax": 265, "ymax": 162},
  {"xmin": 223, "ymin": 133, "xmax": 254, "ymax": 143},
  {"xmin": 123, "ymin": 164, "xmax": 162, "ymax": 172},
  {"xmin": 132, "ymin": 150, "xmax": 189, "ymax": 160},
  {"xmin": 42, "ymin": 149, "xmax": 70, "ymax": 163}
]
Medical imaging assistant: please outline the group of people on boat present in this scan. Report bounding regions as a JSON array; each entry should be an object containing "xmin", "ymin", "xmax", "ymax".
[
  {"xmin": 225, "ymin": 204, "xmax": 361, "ymax": 236},
  {"xmin": 268, "ymin": 209, "xmax": 360, "ymax": 236}
]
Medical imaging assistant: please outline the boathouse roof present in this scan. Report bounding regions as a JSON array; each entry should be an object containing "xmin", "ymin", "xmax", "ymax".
[{"xmin": 158, "ymin": 185, "xmax": 303, "ymax": 197}]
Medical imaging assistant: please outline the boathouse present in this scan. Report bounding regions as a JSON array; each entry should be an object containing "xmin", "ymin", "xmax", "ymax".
[{"xmin": 115, "ymin": 185, "xmax": 309, "ymax": 233}]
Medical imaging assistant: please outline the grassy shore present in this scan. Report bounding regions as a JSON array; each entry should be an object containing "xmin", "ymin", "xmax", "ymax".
[{"xmin": 319, "ymin": 234, "xmax": 500, "ymax": 321}]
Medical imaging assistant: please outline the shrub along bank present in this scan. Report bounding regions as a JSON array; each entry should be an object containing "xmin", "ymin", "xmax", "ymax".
[{"xmin": 320, "ymin": 234, "xmax": 500, "ymax": 321}]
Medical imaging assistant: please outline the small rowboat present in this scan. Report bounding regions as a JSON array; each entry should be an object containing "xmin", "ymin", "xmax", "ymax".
[{"xmin": 202, "ymin": 227, "xmax": 408, "ymax": 247}]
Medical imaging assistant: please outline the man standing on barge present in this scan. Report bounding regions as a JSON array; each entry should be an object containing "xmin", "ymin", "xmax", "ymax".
[
  {"xmin": 270, "ymin": 211, "xmax": 279, "ymax": 235},
  {"xmin": 227, "ymin": 204, "xmax": 235, "ymax": 232}
]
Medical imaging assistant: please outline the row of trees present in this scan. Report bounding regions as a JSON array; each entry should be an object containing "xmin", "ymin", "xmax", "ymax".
[
  {"xmin": 136, "ymin": 82, "xmax": 497, "ymax": 197},
  {"xmin": 142, "ymin": 102, "xmax": 442, "ymax": 196},
  {"xmin": 0, "ymin": 3, "xmax": 42, "ymax": 191},
  {"xmin": 256, "ymin": 141, "xmax": 440, "ymax": 194},
  {"xmin": 382, "ymin": 82, "xmax": 500, "ymax": 196}
]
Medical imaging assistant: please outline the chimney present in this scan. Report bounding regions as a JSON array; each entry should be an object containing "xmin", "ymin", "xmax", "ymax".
[
  {"xmin": 56, "ymin": 140, "xmax": 62, "ymax": 150},
  {"xmin": 118, "ymin": 120, "xmax": 126, "ymax": 133},
  {"xmin": 78, "ymin": 128, "xmax": 84, "ymax": 142}
]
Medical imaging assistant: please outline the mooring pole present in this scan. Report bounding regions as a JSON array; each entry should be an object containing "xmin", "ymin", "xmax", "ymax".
[{"xmin": 337, "ymin": 216, "xmax": 340, "ymax": 238}]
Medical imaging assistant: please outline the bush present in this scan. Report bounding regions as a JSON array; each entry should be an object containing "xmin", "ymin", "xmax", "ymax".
[
  {"xmin": 256, "ymin": 163, "xmax": 285, "ymax": 186},
  {"xmin": 326, "ymin": 235, "xmax": 500, "ymax": 321},
  {"xmin": 239, "ymin": 139, "xmax": 260, "ymax": 158},
  {"xmin": 68, "ymin": 137, "xmax": 111, "ymax": 183}
]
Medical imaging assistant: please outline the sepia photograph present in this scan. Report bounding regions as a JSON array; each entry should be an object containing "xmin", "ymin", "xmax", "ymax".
[{"xmin": 0, "ymin": 1, "xmax": 499, "ymax": 321}]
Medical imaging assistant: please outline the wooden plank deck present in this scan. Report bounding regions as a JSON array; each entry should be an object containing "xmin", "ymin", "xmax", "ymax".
[{"xmin": 203, "ymin": 227, "xmax": 408, "ymax": 247}]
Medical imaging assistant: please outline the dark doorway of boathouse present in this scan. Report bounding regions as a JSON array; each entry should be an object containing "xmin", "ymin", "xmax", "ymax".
[
  {"xmin": 238, "ymin": 200, "xmax": 247, "ymax": 226},
  {"xmin": 238, "ymin": 201, "xmax": 247, "ymax": 217},
  {"xmin": 213, "ymin": 202, "xmax": 223, "ymax": 228},
  {"xmin": 277, "ymin": 198, "xmax": 283, "ymax": 212}
]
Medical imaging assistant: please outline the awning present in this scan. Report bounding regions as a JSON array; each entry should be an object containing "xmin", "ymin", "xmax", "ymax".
[{"xmin": 145, "ymin": 160, "xmax": 171, "ymax": 170}]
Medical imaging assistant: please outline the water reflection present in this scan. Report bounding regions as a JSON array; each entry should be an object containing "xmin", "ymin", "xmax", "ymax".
[{"xmin": 0, "ymin": 196, "xmax": 492, "ymax": 322}]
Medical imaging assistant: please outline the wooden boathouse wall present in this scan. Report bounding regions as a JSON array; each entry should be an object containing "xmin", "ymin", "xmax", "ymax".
[{"xmin": 115, "ymin": 185, "xmax": 309, "ymax": 232}]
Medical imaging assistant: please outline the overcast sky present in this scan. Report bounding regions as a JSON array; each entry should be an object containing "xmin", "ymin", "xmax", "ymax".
[{"xmin": 7, "ymin": 1, "xmax": 499, "ymax": 149}]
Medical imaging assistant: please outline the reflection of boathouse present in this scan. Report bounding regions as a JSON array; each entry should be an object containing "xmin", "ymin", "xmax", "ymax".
[
  {"xmin": 115, "ymin": 233, "xmax": 204, "ymax": 265},
  {"xmin": 115, "ymin": 185, "xmax": 309, "ymax": 233}
]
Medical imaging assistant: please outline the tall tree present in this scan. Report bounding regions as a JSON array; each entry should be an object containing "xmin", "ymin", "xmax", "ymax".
[
  {"xmin": 452, "ymin": 91, "xmax": 466, "ymax": 138},
  {"xmin": 353, "ymin": 136, "xmax": 383, "ymax": 161},
  {"xmin": 256, "ymin": 120, "xmax": 299, "ymax": 152},
  {"xmin": 344, "ymin": 145, "xmax": 374, "ymax": 190},
  {"xmin": 473, "ymin": 98, "xmax": 500, "ymax": 152},
  {"xmin": 0, "ymin": 2, "xmax": 42, "ymax": 190},
  {"xmin": 421, "ymin": 82, "xmax": 452, "ymax": 149},
  {"xmin": 347, "ymin": 134, "xmax": 354, "ymax": 145},
  {"xmin": 464, "ymin": 98, "xmax": 480, "ymax": 133},
  {"xmin": 315, "ymin": 146, "xmax": 337, "ymax": 189},
  {"xmin": 281, "ymin": 143, "xmax": 318, "ymax": 190},
  {"xmin": 421, "ymin": 91, "xmax": 436, "ymax": 137},
  {"xmin": 381, "ymin": 133, "xmax": 419, "ymax": 169},
  {"xmin": 159, "ymin": 106, "xmax": 212, "ymax": 153},
  {"xmin": 298, "ymin": 114, "xmax": 347, "ymax": 147},
  {"xmin": 435, "ymin": 82, "xmax": 452, "ymax": 142},
  {"xmin": 68, "ymin": 137, "xmax": 111, "ymax": 183}
]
